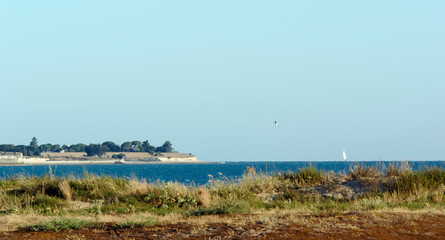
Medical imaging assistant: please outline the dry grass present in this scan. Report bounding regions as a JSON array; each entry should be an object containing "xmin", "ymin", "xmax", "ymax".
[
  {"xmin": 6, "ymin": 209, "xmax": 445, "ymax": 232},
  {"xmin": 198, "ymin": 188, "xmax": 212, "ymax": 207},
  {"xmin": 58, "ymin": 181, "xmax": 72, "ymax": 201},
  {"xmin": 5, "ymin": 211, "xmax": 445, "ymax": 239},
  {"xmin": 386, "ymin": 160, "xmax": 412, "ymax": 177},
  {"xmin": 0, "ymin": 211, "xmax": 283, "ymax": 232},
  {"xmin": 127, "ymin": 179, "xmax": 149, "ymax": 195},
  {"xmin": 0, "ymin": 215, "xmax": 54, "ymax": 231},
  {"xmin": 0, "ymin": 163, "xmax": 444, "ymax": 233},
  {"xmin": 246, "ymin": 166, "xmax": 256, "ymax": 178},
  {"xmin": 349, "ymin": 165, "xmax": 381, "ymax": 180}
]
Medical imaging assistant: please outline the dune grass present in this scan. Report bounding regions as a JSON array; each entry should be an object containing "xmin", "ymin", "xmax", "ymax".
[{"xmin": 0, "ymin": 162, "xmax": 444, "ymax": 231}]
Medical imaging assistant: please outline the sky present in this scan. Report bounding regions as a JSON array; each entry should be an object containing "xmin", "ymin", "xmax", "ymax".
[{"xmin": 1, "ymin": 1, "xmax": 444, "ymax": 161}]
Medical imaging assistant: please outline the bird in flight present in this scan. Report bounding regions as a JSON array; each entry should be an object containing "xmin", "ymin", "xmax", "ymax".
[{"xmin": 274, "ymin": 120, "xmax": 279, "ymax": 127}]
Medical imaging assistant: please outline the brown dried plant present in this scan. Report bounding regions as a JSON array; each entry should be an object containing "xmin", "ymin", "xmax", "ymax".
[
  {"xmin": 58, "ymin": 180, "xmax": 72, "ymax": 201},
  {"xmin": 246, "ymin": 166, "xmax": 256, "ymax": 178},
  {"xmin": 198, "ymin": 188, "xmax": 211, "ymax": 207}
]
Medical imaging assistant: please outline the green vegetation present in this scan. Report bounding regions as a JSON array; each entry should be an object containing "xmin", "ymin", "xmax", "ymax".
[
  {"xmin": 27, "ymin": 218, "xmax": 104, "ymax": 232},
  {"xmin": 0, "ymin": 137, "xmax": 174, "ymax": 157},
  {"xmin": 278, "ymin": 166, "xmax": 324, "ymax": 186},
  {"xmin": 111, "ymin": 153, "xmax": 126, "ymax": 159},
  {"xmin": 0, "ymin": 163, "xmax": 443, "ymax": 231},
  {"xmin": 115, "ymin": 218, "xmax": 156, "ymax": 229}
]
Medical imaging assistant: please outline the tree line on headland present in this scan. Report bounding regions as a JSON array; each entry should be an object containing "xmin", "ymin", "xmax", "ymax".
[{"xmin": 0, "ymin": 137, "xmax": 174, "ymax": 157}]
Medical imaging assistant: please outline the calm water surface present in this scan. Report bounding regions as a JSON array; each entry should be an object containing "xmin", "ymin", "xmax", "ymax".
[{"xmin": 1, "ymin": 161, "xmax": 444, "ymax": 186}]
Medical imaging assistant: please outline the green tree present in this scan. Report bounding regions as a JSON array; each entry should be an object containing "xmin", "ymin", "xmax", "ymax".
[
  {"xmin": 157, "ymin": 141, "xmax": 173, "ymax": 153},
  {"xmin": 30, "ymin": 137, "xmax": 38, "ymax": 148},
  {"xmin": 84, "ymin": 144, "xmax": 107, "ymax": 157},
  {"xmin": 51, "ymin": 144, "xmax": 61, "ymax": 152},
  {"xmin": 28, "ymin": 137, "xmax": 40, "ymax": 156},
  {"xmin": 39, "ymin": 144, "xmax": 52, "ymax": 153},
  {"xmin": 131, "ymin": 141, "xmax": 143, "ymax": 152},
  {"xmin": 0, "ymin": 144, "xmax": 16, "ymax": 152},
  {"xmin": 68, "ymin": 143, "xmax": 86, "ymax": 152},
  {"xmin": 15, "ymin": 145, "xmax": 28, "ymax": 156},
  {"xmin": 61, "ymin": 145, "xmax": 69, "ymax": 152},
  {"xmin": 102, "ymin": 141, "xmax": 120, "ymax": 152},
  {"xmin": 163, "ymin": 141, "xmax": 173, "ymax": 152},
  {"xmin": 142, "ymin": 140, "xmax": 156, "ymax": 154},
  {"xmin": 121, "ymin": 142, "xmax": 132, "ymax": 152},
  {"xmin": 97, "ymin": 145, "xmax": 107, "ymax": 156}
]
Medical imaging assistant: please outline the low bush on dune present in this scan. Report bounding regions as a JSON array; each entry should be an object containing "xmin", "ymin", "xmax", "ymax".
[
  {"xmin": 387, "ymin": 167, "xmax": 445, "ymax": 196},
  {"xmin": 277, "ymin": 167, "xmax": 325, "ymax": 187}
]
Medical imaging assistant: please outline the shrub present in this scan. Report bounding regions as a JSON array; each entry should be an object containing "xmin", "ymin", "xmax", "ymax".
[
  {"xmin": 143, "ymin": 182, "xmax": 198, "ymax": 209},
  {"xmin": 112, "ymin": 153, "xmax": 126, "ymax": 159},
  {"xmin": 70, "ymin": 175, "xmax": 129, "ymax": 201},
  {"xmin": 32, "ymin": 195, "xmax": 66, "ymax": 214},
  {"xmin": 349, "ymin": 165, "xmax": 380, "ymax": 180},
  {"xmin": 6, "ymin": 175, "xmax": 62, "ymax": 198},
  {"xmin": 388, "ymin": 167, "xmax": 445, "ymax": 195},
  {"xmin": 278, "ymin": 167, "xmax": 324, "ymax": 186},
  {"xmin": 386, "ymin": 161, "xmax": 412, "ymax": 177}
]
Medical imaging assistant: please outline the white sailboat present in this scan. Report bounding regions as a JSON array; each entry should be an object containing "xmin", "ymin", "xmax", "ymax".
[{"xmin": 342, "ymin": 150, "xmax": 347, "ymax": 161}]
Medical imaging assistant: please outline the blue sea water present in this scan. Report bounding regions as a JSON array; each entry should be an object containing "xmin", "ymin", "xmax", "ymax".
[{"xmin": 0, "ymin": 161, "xmax": 444, "ymax": 186}]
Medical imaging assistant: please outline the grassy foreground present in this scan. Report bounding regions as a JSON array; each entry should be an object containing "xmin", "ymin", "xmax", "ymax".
[{"xmin": 0, "ymin": 162, "xmax": 444, "ymax": 231}]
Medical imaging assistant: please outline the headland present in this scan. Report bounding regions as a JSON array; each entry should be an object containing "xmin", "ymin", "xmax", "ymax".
[{"xmin": 0, "ymin": 151, "xmax": 203, "ymax": 165}]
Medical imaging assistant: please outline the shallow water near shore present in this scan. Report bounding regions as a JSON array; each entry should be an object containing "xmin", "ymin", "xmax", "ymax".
[{"xmin": 1, "ymin": 161, "xmax": 444, "ymax": 185}]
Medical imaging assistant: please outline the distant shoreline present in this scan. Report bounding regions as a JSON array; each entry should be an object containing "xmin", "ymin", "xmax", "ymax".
[
  {"xmin": 0, "ymin": 160, "xmax": 208, "ymax": 166},
  {"xmin": 0, "ymin": 151, "xmax": 206, "ymax": 165}
]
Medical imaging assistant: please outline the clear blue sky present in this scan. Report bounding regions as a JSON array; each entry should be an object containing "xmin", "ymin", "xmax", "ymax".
[{"xmin": 1, "ymin": 1, "xmax": 444, "ymax": 161}]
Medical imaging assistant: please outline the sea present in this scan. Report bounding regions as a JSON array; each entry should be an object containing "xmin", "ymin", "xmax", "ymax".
[{"xmin": 1, "ymin": 161, "xmax": 444, "ymax": 186}]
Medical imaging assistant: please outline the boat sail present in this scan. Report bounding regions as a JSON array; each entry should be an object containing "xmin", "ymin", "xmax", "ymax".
[{"xmin": 343, "ymin": 150, "xmax": 347, "ymax": 161}]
